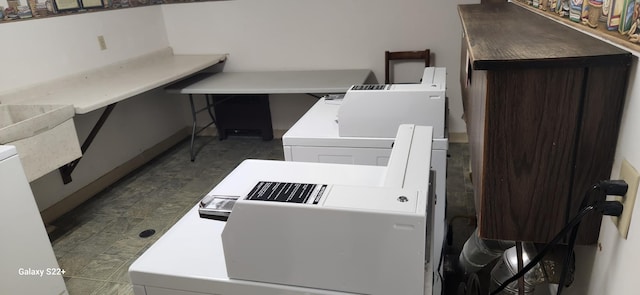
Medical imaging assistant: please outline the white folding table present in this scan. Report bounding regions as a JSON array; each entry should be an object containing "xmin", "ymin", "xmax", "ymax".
[
  {"xmin": 165, "ymin": 69, "xmax": 372, "ymax": 161},
  {"xmin": 0, "ymin": 47, "xmax": 227, "ymax": 183}
]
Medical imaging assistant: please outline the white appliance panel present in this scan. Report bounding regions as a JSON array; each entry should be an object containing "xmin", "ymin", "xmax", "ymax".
[
  {"xmin": 338, "ymin": 67, "xmax": 446, "ymax": 139},
  {"xmin": 130, "ymin": 126, "xmax": 435, "ymax": 295},
  {"xmin": 223, "ymin": 187, "xmax": 427, "ymax": 295},
  {"xmin": 282, "ymin": 68, "xmax": 448, "ymax": 295},
  {"xmin": 0, "ymin": 146, "xmax": 67, "ymax": 295},
  {"xmin": 290, "ymin": 146, "xmax": 391, "ymax": 165}
]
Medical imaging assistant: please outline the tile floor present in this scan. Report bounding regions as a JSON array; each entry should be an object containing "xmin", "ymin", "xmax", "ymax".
[{"xmin": 48, "ymin": 137, "xmax": 475, "ymax": 295}]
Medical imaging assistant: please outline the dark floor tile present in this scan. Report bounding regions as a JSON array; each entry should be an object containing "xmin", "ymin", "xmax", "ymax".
[
  {"xmin": 104, "ymin": 217, "xmax": 145, "ymax": 234},
  {"xmin": 72, "ymin": 214, "xmax": 118, "ymax": 234},
  {"xmin": 65, "ymin": 277, "xmax": 105, "ymax": 295},
  {"xmin": 89, "ymin": 195, "xmax": 141, "ymax": 217},
  {"xmin": 120, "ymin": 181, "xmax": 161, "ymax": 198},
  {"xmin": 103, "ymin": 236, "xmax": 152, "ymax": 258},
  {"xmin": 106, "ymin": 258, "xmax": 135, "ymax": 284},
  {"xmin": 124, "ymin": 198, "xmax": 162, "ymax": 218},
  {"xmin": 71, "ymin": 231, "xmax": 122, "ymax": 254},
  {"xmin": 150, "ymin": 199, "xmax": 191, "ymax": 217},
  {"xmin": 76, "ymin": 253, "xmax": 128, "ymax": 281},
  {"xmin": 92, "ymin": 282, "xmax": 133, "ymax": 295},
  {"xmin": 57, "ymin": 251, "xmax": 99, "ymax": 277},
  {"xmin": 121, "ymin": 215, "xmax": 177, "ymax": 239},
  {"xmin": 52, "ymin": 228, "xmax": 96, "ymax": 253},
  {"xmin": 180, "ymin": 176, "xmax": 218, "ymax": 194}
]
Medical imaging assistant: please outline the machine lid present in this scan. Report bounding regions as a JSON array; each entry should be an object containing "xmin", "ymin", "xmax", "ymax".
[
  {"xmin": 0, "ymin": 145, "xmax": 17, "ymax": 161},
  {"xmin": 283, "ymin": 135, "xmax": 394, "ymax": 148},
  {"xmin": 283, "ymin": 98, "xmax": 395, "ymax": 148}
]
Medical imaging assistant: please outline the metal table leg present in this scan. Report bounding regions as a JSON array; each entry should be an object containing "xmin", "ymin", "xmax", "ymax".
[
  {"xmin": 189, "ymin": 94, "xmax": 218, "ymax": 161},
  {"xmin": 189, "ymin": 94, "xmax": 198, "ymax": 162}
]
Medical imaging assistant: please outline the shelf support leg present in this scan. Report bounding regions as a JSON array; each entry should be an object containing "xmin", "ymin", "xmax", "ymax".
[{"xmin": 59, "ymin": 103, "xmax": 117, "ymax": 184}]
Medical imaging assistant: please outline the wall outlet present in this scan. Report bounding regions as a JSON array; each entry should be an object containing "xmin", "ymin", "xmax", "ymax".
[
  {"xmin": 97, "ymin": 35, "xmax": 107, "ymax": 51},
  {"xmin": 611, "ymin": 159, "xmax": 639, "ymax": 239}
]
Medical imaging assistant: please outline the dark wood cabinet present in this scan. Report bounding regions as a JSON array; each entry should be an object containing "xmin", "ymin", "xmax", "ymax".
[{"xmin": 458, "ymin": 3, "xmax": 631, "ymax": 244}]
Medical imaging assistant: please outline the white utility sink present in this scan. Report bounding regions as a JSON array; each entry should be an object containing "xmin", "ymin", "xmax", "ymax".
[
  {"xmin": 0, "ymin": 104, "xmax": 81, "ymax": 182},
  {"xmin": 0, "ymin": 104, "xmax": 74, "ymax": 143}
]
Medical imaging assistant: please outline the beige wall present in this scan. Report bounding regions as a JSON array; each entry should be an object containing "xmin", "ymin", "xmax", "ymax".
[
  {"xmin": 0, "ymin": 7, "xmax": 187, "ymax": 210},
  {"xmin": 562, "ymin": 56, "xmax": 640, "ymax": 295},
  {"xmin": 8, "ymin": 5, "xmax": 640, "ymax": 294},
  {"xmin": 0, "ymin": 7, "xmax": 169, "ymax": 91},
  {"xmin": 1, "ymin": 0, "xmax": 483, "ymax": 210},
  {"xmin": 161, "ymin": 0, "xmax": 480, "ymax": 134}
]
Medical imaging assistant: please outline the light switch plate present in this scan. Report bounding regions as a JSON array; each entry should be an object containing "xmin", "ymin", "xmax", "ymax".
[{"xmin": 611, "ymin": 159, "xmax": 639, "ymax": 239}]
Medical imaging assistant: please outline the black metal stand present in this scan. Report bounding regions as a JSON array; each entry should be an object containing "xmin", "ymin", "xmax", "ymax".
[
  {"xmin": 189, "ymin": 94, "xmax": 217, "ymax": 161},
  {"xmin": 59, "ymin": 103, "xmax": 117, "ymax": 184},
  {"xmin": 211, "ymin": 94, "xmax": 273, "ymax": 141}
]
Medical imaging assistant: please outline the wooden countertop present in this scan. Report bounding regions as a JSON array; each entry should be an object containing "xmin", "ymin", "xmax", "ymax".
[
  {"xmin": 458, "ymin": 3, "xmax": 631, "ymax": 70},
  {"xmin": 0, "ymin": 48, "xmax": 227, "ymax": 114}
]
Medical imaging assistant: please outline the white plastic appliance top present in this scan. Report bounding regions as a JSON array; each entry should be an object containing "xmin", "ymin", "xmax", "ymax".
[
  {"xmin": 129, "ymin": 159, "xmax": 387, "ymax": 294},
  {"xmin": 0, "ymin": 145, "xmax": 16, "ymax": 161},
  {"xmin": 282, "ymin": 98, "xmax": 393, "ymax": 148}
]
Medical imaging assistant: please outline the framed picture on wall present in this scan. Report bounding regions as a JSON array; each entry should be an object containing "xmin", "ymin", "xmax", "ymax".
[
  {"xmin": 53, "ymin": 0, "xmax": 79, "ymax": 10},
  {"xmin": 27, "ymin": 0, "xmax": 54, "ymax": 17},
  {"xmin": 80, "ymin": 0, "xmax": 101, "ymax": 8},
  {"xmin": 1, "ymin": 0, "xmax": 33, "ymax": 19}
]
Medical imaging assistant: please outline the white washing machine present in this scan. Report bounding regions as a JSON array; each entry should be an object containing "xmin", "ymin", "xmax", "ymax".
[
  {"xmin": 130, "ymin": 125, "xmax": 435, "ymax": 295},
  {"xmin": 0, "ymin": 145, "xmax": 68, "ymax": 295},
  {"xmin": 282, "ymin": 68, "xmax": 448, "ymax": 295}
]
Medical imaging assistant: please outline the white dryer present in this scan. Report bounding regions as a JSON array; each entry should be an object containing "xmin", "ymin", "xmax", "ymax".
[
  {"xmin": 282, "ymin": 67, "xmax": 448, "ymax": 295},
  {"xmin": 0, "ymin": 145, "xmax": 67, "ymax": 295}
]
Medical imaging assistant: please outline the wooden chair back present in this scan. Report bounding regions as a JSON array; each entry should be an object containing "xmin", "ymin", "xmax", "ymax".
[{"xmin": 385, "ymin": 49, "xmax": 431, "ymax": 84}]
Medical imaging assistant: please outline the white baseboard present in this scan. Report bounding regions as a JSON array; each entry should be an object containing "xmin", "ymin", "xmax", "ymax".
[{"xmin": 449, "ymin": 132, "xmax": 468, "ymax": 143}]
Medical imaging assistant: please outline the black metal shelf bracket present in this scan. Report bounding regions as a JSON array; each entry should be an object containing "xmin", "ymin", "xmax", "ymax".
[{"xmin": 59, "ymin": 103, "xmax": 117, "ymax": 184}]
